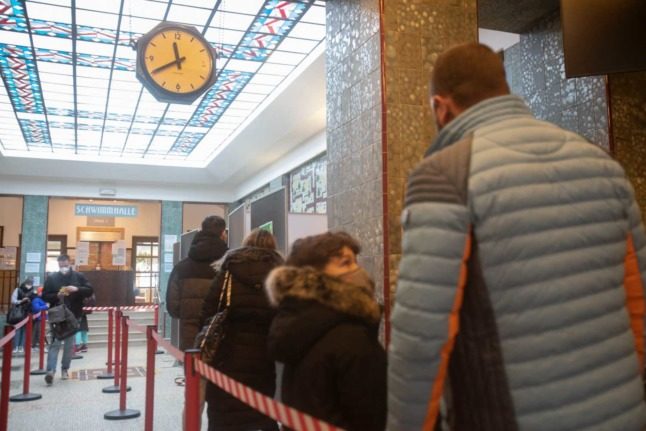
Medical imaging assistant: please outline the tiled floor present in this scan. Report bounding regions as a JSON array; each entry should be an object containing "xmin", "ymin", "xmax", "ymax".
[{"xmin": 5, "ymin": 344, "xmax": 208, "ymax": 430}]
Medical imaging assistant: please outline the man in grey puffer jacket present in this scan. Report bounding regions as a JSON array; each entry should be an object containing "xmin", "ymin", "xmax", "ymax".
[{"xmin": 388, "ymin": 43, "xmax": 646, "ymax": 431}]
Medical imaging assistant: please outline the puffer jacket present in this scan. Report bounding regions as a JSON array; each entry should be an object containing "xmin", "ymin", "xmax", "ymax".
[
  {"xmin": 266, "ymin": 266, "xmax": 387, "ymax": 431},
  {"xmin": 166, "ymin": 230, "xmax": 227, "ymax": 350},
  {"xmin": 388, "ymin": 95, "xmax": 646, "ymax": 431},
  {"xmin": 201, "ymin": 246, "xmax": 283, "ymax": 431}
]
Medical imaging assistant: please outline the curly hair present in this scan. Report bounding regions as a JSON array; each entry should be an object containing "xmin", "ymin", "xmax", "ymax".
[{"xmin": 286, "ymin": 231, "xmax": 360, "ymax": 269}]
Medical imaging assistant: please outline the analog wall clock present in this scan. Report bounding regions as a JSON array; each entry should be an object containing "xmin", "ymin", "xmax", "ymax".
[{"xmin": 136, "ymin": 22, "xmax": 217, "ymax": 104}]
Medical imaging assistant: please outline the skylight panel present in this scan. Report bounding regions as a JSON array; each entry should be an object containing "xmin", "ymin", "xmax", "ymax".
[
  {"xmin": 212, "ymin": 12, "xmax": 255, "ymax": 32},
  {"xmin": 277, "ymin": 37, "xmax": 318, "ymax": 54},
  {"xmin": 25, "ymin": 3, "xmax": 71, "ymax": 24},
  {"xmin": 32, "ymin": 34, "xmax": 72, "ymax": 51},
  {"xmin": 225, "ymin": 59, "xmax": 262, "ymax": 73},
  {"xmin": 76, "ymin": 40, "xmax": 114, "ymax": 57},
  {"xmin": 220, "ymin": 0, "xmax": 265, "ymax": 15},
  {"xmin": 300, "ymin": 5, "xmax": 325, "ymax": 25},
  {"xmin": 205, "ymin": 27, "xmax": 243, "ymax": 46},
  {"xmin": 173, "ymin": 0, "xmax": 216, "ymax": 9},
  {"xmin": 248, "ymin": 73, "xmax": 283, "ymax": 86},
  {"xmin": 167, "ymin": 4, "xmax": 211, "ymax": 27},
  {"xmin": 287, "ymin": 22, "xmax": 325, "ymax": 40},
  {"xmin": 124, "ymin": 0, "xmax": 168, "ymax": 20},
  {"xmin": 0, "ymin": 30, "xmax": 29, "ymax": 47},
  {"xmin": 76, "ymin": 10, "xmax": 119, "ymax": 29},
  {"xmin": 76, "ymin": 0, "xmax": 123, "ymax": 14},
  {"xmin": 257, "ymin": 62, "xmax": 293, "ymax": 76},
  {"xmin": 267, "ymin": 50, "xmax": 306, "ymax": 66}
]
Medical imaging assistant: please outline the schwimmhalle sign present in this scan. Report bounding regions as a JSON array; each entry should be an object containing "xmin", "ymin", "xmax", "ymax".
[{"xmin": 75, "ymin": 204, "xmax": 138, "ymax": 218}]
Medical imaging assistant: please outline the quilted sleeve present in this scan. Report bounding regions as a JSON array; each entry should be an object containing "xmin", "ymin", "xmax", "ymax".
[{"xmin": 388, "ymin": 149, "xmax": 472, "ymax": 431}]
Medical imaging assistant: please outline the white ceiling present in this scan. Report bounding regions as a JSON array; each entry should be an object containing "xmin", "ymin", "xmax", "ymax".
[{"xmin": 0, "ymin": 45, "xmax": 326, "ymax": 203}]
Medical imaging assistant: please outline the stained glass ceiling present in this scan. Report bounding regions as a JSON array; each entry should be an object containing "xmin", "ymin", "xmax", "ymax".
[{"xmin": 0, "ymin": 0, "xmax": 326, "ymax": 167}]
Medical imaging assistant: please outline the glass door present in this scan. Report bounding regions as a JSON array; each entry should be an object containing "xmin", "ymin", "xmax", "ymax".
[{"xmin": 132, "ymin": 236, "xmax": 159, "ymax": 303}]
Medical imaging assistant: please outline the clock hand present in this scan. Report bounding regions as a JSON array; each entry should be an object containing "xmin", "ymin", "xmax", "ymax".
[
  {"xmin": 151, "ymin": 56, "xmax": 186, "ymax": 75},
  {"xmin": 173, "ymin": 42, "xmax": 182, "ymax": 70}
]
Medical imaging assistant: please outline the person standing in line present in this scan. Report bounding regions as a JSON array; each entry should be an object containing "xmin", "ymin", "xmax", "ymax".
[
  {"xmin": 201, "ymin": 228, "xmax": 284, "ymax": 431},
  {"xmin": 10, "ymin": 277, "xmax": 36, "ymax": 354},
  {"xmin": 266, "ymin": 231, "xmax": 387, "ymax": 431},
  {"xmin": 166, "ymin": 215, "xmax": 228, "ymax": 351},
  {"xmin": 388, "ymin": 43, "xmax": 646, "ymax": 430},
  {"xmin": 42, "ymin": 254, "xmax": 93, "ymax": 385}
]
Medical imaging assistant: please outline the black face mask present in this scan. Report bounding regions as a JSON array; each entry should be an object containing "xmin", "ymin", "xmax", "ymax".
[{"xmin": 337, "ymin": 267, "xmax": 375, "ymax": 292}]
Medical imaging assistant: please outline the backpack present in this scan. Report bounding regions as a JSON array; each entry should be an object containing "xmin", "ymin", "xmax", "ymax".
[{"xmin": 48, "ymin": 303, "xmax": 79, "ymax": 340}]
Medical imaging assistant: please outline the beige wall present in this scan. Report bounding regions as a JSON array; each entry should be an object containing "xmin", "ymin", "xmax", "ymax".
[
  {"xmin": 182, "ymin": 203, "xmax": 227, "ymax": 233},
  {"xmin": 48, "ymin": 198, "xmax": 161, "ymax": 248},
  {"xmin": 0, "ymin": 196, "xmax": 23, "ymax": 247}
]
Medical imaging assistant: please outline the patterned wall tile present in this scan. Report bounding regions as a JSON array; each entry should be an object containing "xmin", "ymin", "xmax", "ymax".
[
  {"xmin": 20, "ymin": 195, "xmax": 48, "ymax": 283},
  {"xmin": 504, "ymin": 12, "xmax": 609, "ymax": 150}
]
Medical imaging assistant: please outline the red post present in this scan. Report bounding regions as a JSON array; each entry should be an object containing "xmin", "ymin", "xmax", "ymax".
[
  {"xmin": 114, "ymin": 309, "xmax": 122, "ymax": 388},
  {"xmin": 144, "ymin": 325, "xmax": 157, "ymax": 431},
  {"xmin": 184, "ymin": 349, "xmax": 201, "ymax": 431},
  {"xmin": 1, "ymin": 327, "xmax": 14, "ymax": 431},
  {"xmin": 22, "ymin": 315, "xmax": 33, "ymax": 393},
  {"xmin": 119, "ymin": 316, "xmax": 128, "ymax": 411},
  {"xmin": 107, "ymin": 308, "xmax": 114, "ymax": 374}
]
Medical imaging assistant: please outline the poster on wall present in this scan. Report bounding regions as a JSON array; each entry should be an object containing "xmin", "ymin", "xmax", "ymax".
[
  {"xmin": 0, "ymin": 247, "xmax": 17, "ymax": 270},
  {"xmin": 26, "ymin": 252, "xmax": 41, "ymax": 263},
  {"xmin": 76, "ymin": 242, "xmax": 89, "ymax": 266},
  {"xmin": 112, "ymin": 240, "xmax": 127, "ymax": 266},
  {"xmin": 164, "ymin": 234, "xmax": 178, "ymax": 253}
]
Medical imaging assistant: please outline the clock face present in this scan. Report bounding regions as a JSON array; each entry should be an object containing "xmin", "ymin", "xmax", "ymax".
[{"xmin": 143, "ymin": 28, "xmax": 213, "ymax": 95}]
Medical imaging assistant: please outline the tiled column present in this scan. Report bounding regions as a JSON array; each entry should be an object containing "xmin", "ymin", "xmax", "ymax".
[
  {"xmin": 610, "ymin": 71, "xmax": 646, "ymax": 218},
  {"xmin": 20, "ymin": 195, "xmax": 48, "ymax": 285},
  {"xmin": 160, "ymin": 200, "xmax": 182, "ymax": 334},
  {"xmin": 326, "ymin": 0, "xmax": 477, "ymax": 342}
]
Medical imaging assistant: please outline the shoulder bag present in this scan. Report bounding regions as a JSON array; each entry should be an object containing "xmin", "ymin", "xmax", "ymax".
[
  {"xmin": 48, "ymin": 302, "xmax": 79, "ymax": 340},
  {"xmin": 194, "ymin": 271, "xmax": 232, "ymax": 364}
]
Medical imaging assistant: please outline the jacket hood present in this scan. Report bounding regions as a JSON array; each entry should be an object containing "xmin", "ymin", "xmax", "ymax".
[
  {"xmin": 188, "ymin": 230, "xmax": 228, "ymax": 262},
  {"xmin": 266, "ymin": 266, "xmax": 381, "ymax": 364},
  {"xmin": 219, "ymin": 246, "xmax": 284, "ymax": 287}
]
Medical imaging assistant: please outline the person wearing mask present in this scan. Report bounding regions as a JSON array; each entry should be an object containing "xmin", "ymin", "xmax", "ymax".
[
  {"xmin": 42, "ymin": 254, "xmax": 93, "ymax": 385},
  {"xmin": 167, "ymin": 215, "xmax": 228, "ymax": 351},
  {"xmin": 201, "ymin": 228, "xmax": 284, "ymax": 431},
  {"xmin": 10, "ymin": 277, "xmax": 36, "ymax": 354},
  {"xmin": 388, "ymin": 43, "xmax": 646, "ymax": 430},
  {"xmin": 265, "ymin": 231, "xmax": 386, "ymax": 431}
]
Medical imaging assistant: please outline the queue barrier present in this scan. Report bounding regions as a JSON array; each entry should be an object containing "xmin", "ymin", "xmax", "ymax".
[{"xmin": 1, "ymin": 305, "xmax": 344, "ymax": 431}]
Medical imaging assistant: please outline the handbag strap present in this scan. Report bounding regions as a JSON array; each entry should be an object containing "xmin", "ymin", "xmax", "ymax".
[{"xmin": 216, "ymin": 271, "xmax": 232, "ymax": 312}]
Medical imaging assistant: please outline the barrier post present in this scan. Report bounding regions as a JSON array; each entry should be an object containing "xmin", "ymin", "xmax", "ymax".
[
  {"xmin": 31, "ymin": 312, "xmax": 47, "ymax": 375},
  {"xmin": 1, "ymin": 327, "xmax": 14, "ymax": 431},
  {"xmin": 103, "ymin": 308, "xmax": 129, "ymax": 393},
  {"xmin": 184, "ymin": 349, "xmax": 201, "ymax": 431},
  {"xmin": 10, "ymin": 314, "xmax": 41, "ymax": 402},
  {"xmin": 154, "ymin": 305, "xmax": 163, "ymax": 355},
  {"xmin": 104, "ymin": 315, "xmax": 140, "ymax": 420},
  {"xmin": 144, "ymin": 325, "xmax": 157, "ymax": 431},
  {"xmin": 97, "ymin": 308, "xmax": 114, "ymax": 379}
]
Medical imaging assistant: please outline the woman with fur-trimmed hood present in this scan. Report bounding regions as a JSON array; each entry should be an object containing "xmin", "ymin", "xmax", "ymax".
[
  {"xmin": 201, "ymin": 229, "xmax": 284, "ymax": 431},
  {"xmin": 266, "ymin": 231, "xmax": 386, "ymax": 431}
]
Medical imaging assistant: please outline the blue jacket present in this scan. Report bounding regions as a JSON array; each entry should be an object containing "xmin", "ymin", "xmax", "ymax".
[{"xmin": 388, "ymin": 95, "xmax": 646, "ymax": 431}]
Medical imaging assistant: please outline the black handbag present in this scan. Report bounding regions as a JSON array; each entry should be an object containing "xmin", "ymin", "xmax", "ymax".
[
  {"xmin": 48, "ymin": 303, "xmax": 79, "ymax": 340},
  {"xmin": 195, "ymin": 271, "xmax": 232, "ymax": 364},
  {"xmin": 7, "ymin": 303, "xmax": 27, "ymax": 325}
]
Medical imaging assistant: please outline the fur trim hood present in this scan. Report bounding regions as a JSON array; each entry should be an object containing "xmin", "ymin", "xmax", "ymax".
[{"xmin": 265, "ymin": 266, "xmax": 381, "ymax": 325}]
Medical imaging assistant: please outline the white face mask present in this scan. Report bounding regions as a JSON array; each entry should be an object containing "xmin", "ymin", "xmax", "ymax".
[{"xmin": 60, "ymin": 266, "xmax": 70, "ymax": 275}]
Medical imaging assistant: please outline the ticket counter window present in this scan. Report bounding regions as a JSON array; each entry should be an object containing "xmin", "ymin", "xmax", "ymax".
[{"xmin": 132, "ymin": 236, "xmax": 159, "ymax": 303}]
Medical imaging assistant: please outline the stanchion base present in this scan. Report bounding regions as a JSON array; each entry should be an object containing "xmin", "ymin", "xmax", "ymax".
[
  {"xmin": 97, "ymin": 372, "xmax": 114, "ymax": 380},
  {"xmin": 30, "ymin": 368, "xmax": 47, "ymax": 375},
  {"xmin": 9, "ymin": 392, "xmax": 42, "ymax": 402},
  {"xmin": 71, "ymin": 354, "xmax": 83, "ymax": 360},
  {"xmin": 104, "ymin": 408, "xmax": 140, "ymax": 420},
  {"xmin": 102, "ymin": 385, "xmax": 131, "ymax": 393},
  {"xmin": 155, "ymin": 349, "xmax": 164, "ymax": 355}
]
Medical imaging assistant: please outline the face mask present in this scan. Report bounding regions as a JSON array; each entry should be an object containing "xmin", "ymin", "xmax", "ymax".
[
  {"xmin": 338, "ymin": 267, "xmax": 375, "ymax": 292},
  {"xmin": 60, "ymin": 266, "xmax": 70, "ymax": 275},
  {"xmin": 25, "ymin": 285, "xmax": 33, "ymax": 290}
]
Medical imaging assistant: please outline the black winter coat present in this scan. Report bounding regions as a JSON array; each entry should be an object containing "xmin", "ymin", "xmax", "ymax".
[
  {"xmin": 265, "ymin": 266, "xmax": 387, "ymax": 431},
  {"xmin": 166, "ymin": 231, "xmax": 227, "ymax": 350},
  {"xmin": 42, "ymin": 270, "xmax": 94, "ymax": 319},
  {"xmin": 201, "ymin": 246, "xmax": 284, "ymax": 431}
]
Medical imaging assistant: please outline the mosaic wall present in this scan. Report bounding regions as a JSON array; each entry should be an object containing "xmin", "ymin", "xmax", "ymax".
[
  {"xmin": 610, "ymin": 71, "xmax": 646, "ymax": 218},
  {"xmin": 503, "ymin": 12, "xmax": 610, "ymax": 150},
  {"xmin": 326, "ymin": 0, "xmax": 477, "ymax": 316},
  {"xmin": 160, "ymin": 200, "xmax": 182, "ymax": 334},
  {"xmin": 19, "ymin": 195, "xmax": 48, "ymax": 285},
  {"xmin": 289, "ymin": 156, "xmax": 327, "ymax": 214}
]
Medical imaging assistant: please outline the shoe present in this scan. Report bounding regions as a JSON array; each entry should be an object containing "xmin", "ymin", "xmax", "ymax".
[
  {"xmin": 80, "ymin": 344, "xmax": 88, "ymax": 353},
  {"xmin": 45, "ymin": 372, "xmax": 54, "ymax": 386},
  {"xmin": 61, "ymin": 369, "xmax": 69, "ymax": 380}
]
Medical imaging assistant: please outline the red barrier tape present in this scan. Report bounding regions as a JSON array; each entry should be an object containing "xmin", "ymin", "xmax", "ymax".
[
  {"xmin": 151, "ymin": 331, "xmax": 184, "ymax": 362},
  {"xmin": 11, "ymin": 316, "xmax": 29, "ymax": 330},
  {"xmin": 83, "ymin": 305, "xmax": 158, "ymax": 312},
  {"xmin": 194, "ymin": 358, "xmax": 344, "ymax": 431},
  {"xmin": 0, "ymin": 330, "xmax": 15, "ymax": 349}
]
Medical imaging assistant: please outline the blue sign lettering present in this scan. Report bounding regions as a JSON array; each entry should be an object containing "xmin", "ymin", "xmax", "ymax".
[{"xmin": 75, "ymin": 204, "xmax": 138, "ymax": 218}]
